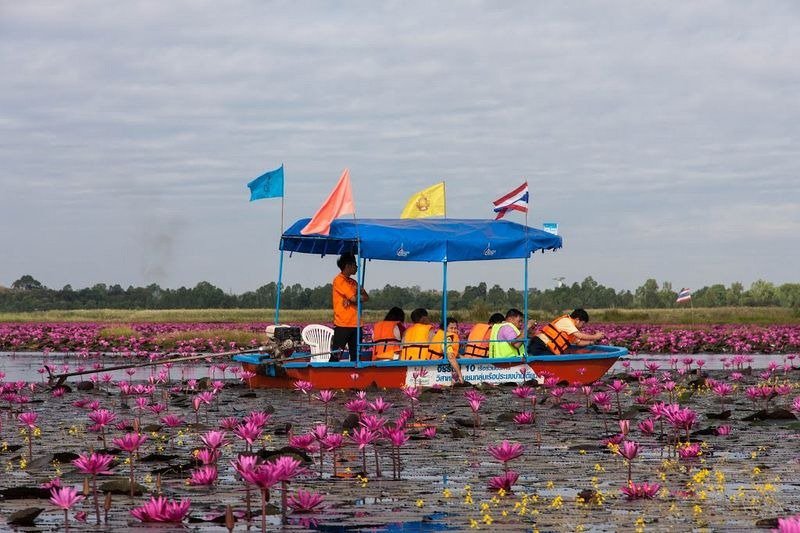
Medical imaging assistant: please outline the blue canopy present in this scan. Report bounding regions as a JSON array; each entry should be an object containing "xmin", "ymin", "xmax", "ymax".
[{"xmin": 281, "ymin": 218, "xmax": 562, "ymax": 262}]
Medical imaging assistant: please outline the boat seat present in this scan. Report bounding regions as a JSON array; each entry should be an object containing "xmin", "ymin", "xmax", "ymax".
[{"xmin": 301, "ymin": 325, "xmax": 334, "ymax": 362}]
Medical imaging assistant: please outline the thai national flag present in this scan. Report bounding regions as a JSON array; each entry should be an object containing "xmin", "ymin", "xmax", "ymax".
[
  {"xmin": 676, "ymin": 288, "xmax": 692, "ymax": 303},
  {"xmin": 493, "ymin": 182, "xmax": 529, "ymax": 220}
]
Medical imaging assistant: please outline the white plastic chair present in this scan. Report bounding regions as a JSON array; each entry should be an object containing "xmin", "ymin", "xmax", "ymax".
[{"xmin": 301, "ymin": 325, "xmax": 334, "ymax": 362}]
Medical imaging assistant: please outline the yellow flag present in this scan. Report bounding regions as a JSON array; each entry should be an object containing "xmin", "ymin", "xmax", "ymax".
[{"xmin": 400, "ymin": 182, "xmax": 446, "ymax": 218}]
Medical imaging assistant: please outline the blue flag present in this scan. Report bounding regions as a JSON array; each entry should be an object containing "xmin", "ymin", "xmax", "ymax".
[{"xmin": 247, "ymin": 164, "xmax": 284, "ymax": 201}]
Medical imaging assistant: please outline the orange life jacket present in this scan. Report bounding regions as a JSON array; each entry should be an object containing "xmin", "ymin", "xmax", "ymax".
[
  {"xmin": 372, "ymin": 320, "xmax": 402, "ymax": 360},
  {"xmin": 463, "ymin": 323, "xmax": 492, "ymax": 357},
  {"xmin": 400, "ymin": 323, "xmax": 433, "ymax": 360},
  {"xmin": 539, "ymin": 315, "xmax": 574, "ymax": 355},
  {"xmin": 429, "ymin": 330, "xmax": 460, "ymax": 359}
]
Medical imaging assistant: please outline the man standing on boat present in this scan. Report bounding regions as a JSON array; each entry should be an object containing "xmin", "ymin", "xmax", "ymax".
[
  {"xmin": 488, "ymin": 309, "xmax": 532, "ymax": 358},
  {"xmin": 330, "ymin": 252, "xmax": 369, "ymax": 362},
  {"xmin": 528, "ymin": 309, "xmax": 605, "ymax": 355}
]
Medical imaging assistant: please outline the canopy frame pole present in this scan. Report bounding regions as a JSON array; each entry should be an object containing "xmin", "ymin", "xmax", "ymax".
[
  {"xmin": 523, "ymin": 256, "xmax": 529, "ymax": 358},
  {"xmin": 274, "ymin": 247, "xmax": 285, "ymax": 324},
  {"xmin": 442, "ymin": 260, "xmax": 448, "ymax": 363},
  {"xmin": 356, "ymin": 250, "xmax": 365, "ymax": 368}
]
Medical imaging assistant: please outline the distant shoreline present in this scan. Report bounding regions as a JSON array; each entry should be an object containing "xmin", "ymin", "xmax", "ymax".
[{"xmin": 0, "ymin": 306, "xmax": 798, "ymax": 325}]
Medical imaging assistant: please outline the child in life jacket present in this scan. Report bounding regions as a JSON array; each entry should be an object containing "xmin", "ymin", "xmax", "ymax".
[{"xmin": 430, "ymin": 317, "xmax": 464, "ymax": 384}]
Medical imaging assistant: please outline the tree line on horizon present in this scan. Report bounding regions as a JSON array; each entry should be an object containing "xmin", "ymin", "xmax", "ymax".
[{"xmin": 2, "ymin": 274, "xmax": 799, "ymax": 313}]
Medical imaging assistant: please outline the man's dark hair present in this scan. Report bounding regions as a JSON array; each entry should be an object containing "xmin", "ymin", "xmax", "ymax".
[
  {"xmin": 410, "ymin": 308, "xmax": 428, "ymax": 323},
  {"xmin": 336, "ymin": 252, "xmax": 357, "ymax": 271},
  {"xmin": 570, "ymin": 308, "xmax": 589, "ymax": 322},
  {"xmin": 384, "ymin": 306, "xmax": 405, "ymax": 322},
  {"xmin": 488, "ymin": 313, "xmax": 505, "ymax": 324},
  {"xmin": 505, "ymin": 308, "xmax": 523, "ymax": 320},
  {"xmin": 440, "ymin": 316, "xmax": 459, "ymax": 329}
]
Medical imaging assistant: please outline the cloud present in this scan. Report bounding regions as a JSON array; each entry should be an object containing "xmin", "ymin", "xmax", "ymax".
[{"xmin": 1, "ymin": 1, "xmax": 799, "ymax": 292}]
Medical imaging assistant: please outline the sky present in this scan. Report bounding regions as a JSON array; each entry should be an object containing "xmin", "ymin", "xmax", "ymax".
[{"xmin": 1, "ymin": 1, "xmax": 798, "ymax": 295}]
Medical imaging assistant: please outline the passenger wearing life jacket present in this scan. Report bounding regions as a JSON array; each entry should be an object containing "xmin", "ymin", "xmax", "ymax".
[
  {"xmin": 400, "ymin": 308, "xmax": 434, "ymax": 361},
  {"xmin": 372, "ymin": 307, "xmax": 406, "ymax": 360},
  {"xmin": 464, "ymin": 313, "xmax": 505, "ymax": 358},
  {"xmin": 528, "ymin": 308, "xmax": 605, "ymax": 355},
  {"xmin": 429, "ymin": 317, "xmax": 464, "ymax": 383},
  {"xmin": 488, "ymin": 308, "xmax": 534, "ymax": 358}
]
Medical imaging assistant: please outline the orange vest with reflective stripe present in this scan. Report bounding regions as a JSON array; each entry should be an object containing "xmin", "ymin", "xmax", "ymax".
[
  {"xmin": 538, "ymin": 315, "xmax": 574, "ymax": 355},
  {"xmin": 400, "ymin": 323, "xmax": 433, "ymax": 360},
  {"xmin": 464, "ymin": 323, "xmax": 491, "ymax": 357},
  {"xmin": 429, "ymin": 330, "xmax": 460, "ymax": 359},
  {"xmin": 372, "ymin": 321, "xmax": 401, "ymax": 360}
]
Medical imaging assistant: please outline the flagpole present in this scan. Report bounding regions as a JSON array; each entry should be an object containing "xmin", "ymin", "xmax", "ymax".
[
  {"xmin": 443, "ymin": 181, "xmax": 447, "ymax": 219},
  {"xmin": 280, "ymin": 163, "xmax": 285, "ymax": 235}
]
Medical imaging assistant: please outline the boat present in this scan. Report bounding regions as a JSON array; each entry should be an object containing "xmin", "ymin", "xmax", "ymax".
[{"xmin": 234, "ymin": 218, "xmax": 627, "ymax": 388}]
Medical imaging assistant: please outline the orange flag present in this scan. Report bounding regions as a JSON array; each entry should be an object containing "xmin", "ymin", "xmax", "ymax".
[{"xmin": 301, "ymin": 168, "xmax": 355, "ymax": 235}]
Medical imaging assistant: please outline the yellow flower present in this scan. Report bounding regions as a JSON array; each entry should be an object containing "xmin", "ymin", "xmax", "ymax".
[
  {"xmin": 550, "ymin": 495, "xmax": 563, "ymax": 509},
  {"xmin": 482, "ymin": 514, "xmax": 493, "ymax": 525},
  {"xmin": 693, "ymin": 504, "xmax": 703, "ymax": 516},
  {"xmin": 416, "ymin": 499, "xmax": 424, "ymax": 508},
  {"xmin": 442, "ymin": 488, "xmax": 452, "ymax": 499},
  {"xmin": 469, "ymin": 518, "xmax": 479, "ymax": 529},
  {"xmin": 578, "ymin": 449, "xmax": 586, "ymax": 455},
  {"xmin": 546, "ymin": 480, "xmax": 555, "ymax": 489},
  {"xmin": 594, "ymin": 463, "xmax": 605, "ymax": 473},
  {"xmin": 19, "ymin": 458, "xmax": 27, "ymax": 470},
  {"xmin": 751, "ymin": 466, "xmax": 761, "ymax": 477}
]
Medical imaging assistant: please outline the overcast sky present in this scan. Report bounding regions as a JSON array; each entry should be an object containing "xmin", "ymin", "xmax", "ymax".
[{"xmin": 1, "ymin": 1, "xmax": 798, "ymax": 295}]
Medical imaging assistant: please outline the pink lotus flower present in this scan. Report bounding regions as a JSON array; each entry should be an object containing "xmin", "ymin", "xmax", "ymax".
[
  {"xmin": 244, "ymin": 411, "xmax": 271, "ymax": 428},
  {"xmin": 488, "ymin": 470, "xmax": 520, "ymax": 492},
  {"xmin": 403, "ymin": 387, "xmax": 421, "ymax": 402},
  {"xmin": 345, "ymin": 398, "xmax": 369, "ymax": 413},
  {"xmin": 72, "ymin": 452, "xmax": 115, "ymax": 475},
  {"xmin": 112, "ymin": 432, "xmax": 147, "ymax": 453},
  {"xmin": 560, "ymin": 402, "xmax": 581, "ymax": 415},
  {"xmin": 293, "ymin": 380, "xmax": 313, "ymax": 395},
  {"xmin": 512, "ymin": 386, "xmax": 533, "ymax": 399},
  {"xmin": 17, "ymin": 411, "xmax": 38, "ymax": 428},
  {"xmin": 219, "ymin": 417, "xmax": 240, "ymax": 431},
  {"xmin": 49, "ymin": 485, "xmax": 84, "ymax": 510},
  {"xmin": 677, "ymin": 442, "xmax": 702, "ymax": 459},
  {"xmin": 619, "ymin": 419, "xmax": 630, "ymax": 435},
  {"xmin": 514, "ymin": 411, "xmax": 535, "ymax": 425},
  {"xmin": 287, "ymin": 488, "xmax": 325, "ymax": 513},
  {"xmin": 194, "ymin": 448, "xmax": 220, "ymax": 465},
  {"xmin": 233, "ymin": 421, "xmax": 263, "ymax": 448},
  {"xmin": 161, "ymin": 414, "xmax": 185, "ymax": 428},
  {"xmin": 620, "ymin": 481, "xmax": 661, "ymax": 500},
  {"xmin": 488, "ymin": 441, "xmax": 525, "ymax": 471},
  {"xmin": 368, "ymin": 396, "xmax": 392, "ymax": 413},
  {"xmin": 386, "ymin": 427, "xmax": 409, "ymax": 448},
  {"xmin": 350, "ymin": 427, "xmax": 377, "ymax": 450},
  {"xmin": 131, "ymin": 496, "xmax": 191, "ymax": 523},
  {"xmin": 289, "ymin": 434, "xmax": 318, "ymax": 452},
  {"xmin": 716, "ymin": 425, "xmax": 732, "ymax": 436},
  {"xmin": 200, "ymin": 430, "xmax": 229, "ymax": 450},
  {"xmin": 422, "ymin": 426, "xmax": 437, "ymax": 439},
  {"xmin": 314, "ymin": 389, "xmax": 337, "ymax": 404},
  {"xmin": 360, "ymin": 414, "xmax": 387, "ymax": 432},
  {"xmin": 777, "ymin": 514, "xmax": 800, "ymax": 532},
  {"xmin": 591, "ymin": 392, "xmax": 612, "ymax": 409},
  {"xmin": 188, "ymin": 465, "xmax": 218, "ymax": 486},
  {"xmin": 792, "ymin": 396, "xmax": 800, "ymax": 414},
  {"xmin": 712, "ymin": 382, "xmax": 734, "ymax": 397},
  {"xmin": 322, "ymin": 433, "xmax": 344, "ymax": 451},
  {"xmin": 638, "ymin": 418, "xmax": 655, "ymax": 435},
  {"xmin": 50, "ymin": 485, "xmax": 85, "ymax": 529},
  {"xmin": 618, "ymin": 440, "xmax": 640, "ymax": 461}
]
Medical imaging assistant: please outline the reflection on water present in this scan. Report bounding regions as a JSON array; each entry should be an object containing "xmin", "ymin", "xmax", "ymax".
[
  {"xmin": 0, "ymin": 351, "xmax": 209, "ymax": 383},
  {"xmin": 0, "ymin": 351, "xmax": 789, "ymax": 383},
  {"xmin": 315, "ymin": 512, "xmax": 455, "ymax": 532}
]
